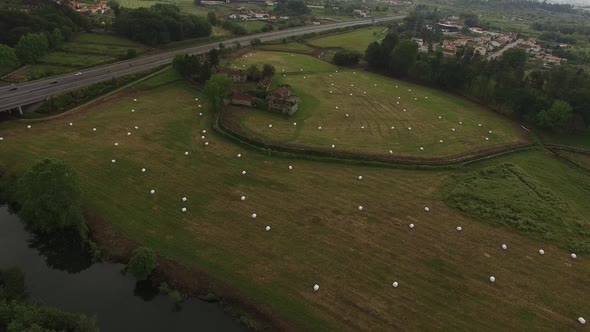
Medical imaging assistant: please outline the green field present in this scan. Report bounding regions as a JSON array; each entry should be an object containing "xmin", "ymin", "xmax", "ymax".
[
  {"xmin": 228, "ymin": 51, "xmax": 527, "ymax": 159},
  {"xmin": 117, "ymin": 0, "xmax": 172, "ymax": 8},
  {"xmin": 1, "ymin": 69, "xmax": 589, "ymax": 330},
  {"xmin": 7, "ymin": 33, "xmax": 148, "ymax": 81},
  {"xmin": 309, "ymin": 27, "xmax": 388, "ymax": 52}
]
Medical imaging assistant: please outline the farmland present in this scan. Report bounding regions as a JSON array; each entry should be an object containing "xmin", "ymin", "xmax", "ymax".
[
  {"xmin": 228, "ymin": 51, "xmax": 528, "ymax": 159},
  {"xmin": 309, "ymin": 27, "xmax": 388, "ymax": 52},
  {"xmin": 1, "ymin": 69, "xmax": 589, "ymax": 330}
]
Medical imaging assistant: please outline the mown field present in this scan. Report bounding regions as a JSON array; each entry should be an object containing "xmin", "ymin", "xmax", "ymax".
[
  {"xmin": 0, "ymin": 70, "xmax": 589, "ymax": 330},
  {"xmin": 309, "ymin": 27, "xmax": 388, "ymax": 52},
  {"xmin": 229, "ymin": 51, "xmax": 528, "ymax": 159}
]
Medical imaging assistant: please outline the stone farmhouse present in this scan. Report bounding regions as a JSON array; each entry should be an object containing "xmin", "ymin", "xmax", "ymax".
[{"xmin": 266, "ymin": 86, "xmax": 300, "ymax": 115}]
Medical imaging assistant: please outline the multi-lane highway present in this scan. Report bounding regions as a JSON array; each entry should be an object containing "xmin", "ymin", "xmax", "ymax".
[{"xmin": 0, "ymin": 16, "xmax": 404, "ymax": 113}]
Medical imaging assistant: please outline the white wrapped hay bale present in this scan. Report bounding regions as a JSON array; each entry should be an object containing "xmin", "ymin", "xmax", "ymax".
[
  {"xmin": 578, "ymin": 317, "xmax": 586, "ymax": 325},
  {"xmin": 181, "ymin": 207, "xmax": 187, "ymax": 212},
  {"xmin": 265, "ymin": 226, "xmax": 271, "ymax": 231},
  {"xmin": 489, "ymin": 276, "xmax": 495, "ymax": 283},
  {"xmin": 409, "ymin": 223, "xmax": 415, "ymax": 229},
  {"xmin": 313, "ymin": 284, "xmax": 319, "ymax": 291},
  {"xmin": 501, "ymin": 244, "xmax": 507, "ymax": 250},
  {"xmin": 539, "ymin": 249, "xmax": 545, "ymax": 255},
  {"xmin": 392, "ymin": 281, "xmax": 399, "ymax": 288},
  {"xmin": 251, "ymin": 213, "xmax": 257, "ymax": 219},
  {"xmin": 150, "ymin": 189, "xmax": 155, "ymax": 194}
]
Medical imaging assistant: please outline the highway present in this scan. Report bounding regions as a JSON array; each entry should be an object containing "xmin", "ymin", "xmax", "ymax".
[{"xmin": 0, "ymin": 16, "xmax": 404, "ymax": 113}]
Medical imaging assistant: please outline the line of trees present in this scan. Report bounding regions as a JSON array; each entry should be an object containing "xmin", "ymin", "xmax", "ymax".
[
  {"xmin": 366, "ymin": 32, "xmax": 590, "ymax": 133},
  {"xmin": 112, "ymin": 3, "xmax": 211, "ymax": 46},
  {"xmin": 0, "ymin": 267, "xmax": 98, "ymax": 331}
]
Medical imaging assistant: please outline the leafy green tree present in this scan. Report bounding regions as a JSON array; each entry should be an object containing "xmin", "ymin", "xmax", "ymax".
[
  {"xmin": 127, "ymin": 247, "xmax": 158, "ymax": 281},
  {"xmin": 262, "ymin": 63, "xmax": 276, "ymax": 77},
  {"xmin": 207, "ymin": 12, "xmax": 218, "ymax": 25},
  {"xmin": 537, "ymin": 100, "xmax": 573, "ymax": 131},
  {"xmin": 332, "ymin": 50, "xmax": 361, "ymax": 66},
  {"xmin": 18, "ymin": 158, "xmax": 84, "ymax": 233},
  {"xmin": 107, "ymin": 0, "xmax": 121, "ymax": 16},
  {"xmin": 501, "ymin": 48, "xmax": 528, "ymax": 69},
  {"xmin": 204, "ymin": 74, "xmax": 232, "ymax": 112},
  {"xmin": 389, "ymin": 39, "xmax": 418, "ymax": 76},
  {"xmin": 0, "ymin": 44, "xmax": 19, "ymax": 70},
  {"xmin": 14, "ymin": 33, "xmax": 49, "ymax": 64},
  {"xmin": 49, "ymin": 28, "xmax": 64, "ymax": 49},
  {"xmin": 247, "ymin": 64, "xmax": 262, "ymax": 81},
  {"xmin": 208, "ymin": 48, "xmax": 220, "ymax": 68}
]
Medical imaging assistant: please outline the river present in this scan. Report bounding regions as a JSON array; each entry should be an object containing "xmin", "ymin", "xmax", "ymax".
[{"xmin": 0, "ymin": 205, "xmax": 244, "ymax": 332}]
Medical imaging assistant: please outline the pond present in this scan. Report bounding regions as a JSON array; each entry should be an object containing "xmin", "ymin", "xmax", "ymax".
[{"xmin": 0, "ymin": 206, "xmax": 244, "ymax": 332}]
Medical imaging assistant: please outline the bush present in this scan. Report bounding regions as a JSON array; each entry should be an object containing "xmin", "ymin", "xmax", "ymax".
[
  {"xmin": 127, "ymin": 247, "xmax": 158, "ymax": 281},
  {"xmin": 332, "ymin": 50, "xmax": 362, "ymax": 66}
]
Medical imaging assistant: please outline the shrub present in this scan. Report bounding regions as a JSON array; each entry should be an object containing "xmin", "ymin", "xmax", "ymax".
[
  {"xmin": 127, "ymin": 247, "xmax": 158, "ymax": 281},
  {"xmin": 332, "ymin": 50, "xmax": 361, "ymax": 66}
]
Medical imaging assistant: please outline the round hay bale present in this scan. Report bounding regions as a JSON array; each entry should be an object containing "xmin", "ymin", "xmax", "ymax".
[
  {"xmin": 358, "ymin": 175, "xmax": 363, "ymax": 180},
  {"xmin": 266, "ymin": 226, "xmax": 271, "ymax": 231},
  {"xmin": 318, "ymin": 126, "xmax": 322, "ymax": 130},
  {"xmin": 409, "ymin": 223, "xmax": 415, "ymax": 229},
  {"xmin": 150, "ymin": 189, "xmax": 155, "ymax": 194},
  {"xmin": 456, "ymin": 226, "xmax": 462, "ymax": 231},
  {"xmin": 539, "ymin": 249, "xmax": 545, "ymax": 255},
  {"xmin": 111, "ymin": 159, "xmax": 116, "ymax": 163},
  {"xmin": 141, "ymin": 168, "xmax": 146, "ymax": 173},
  {"xmin": 268, "ymin": 124, "xmax": 273, "ymax": 128},
  {"xmin": 181, "ymin": 207, "xmax": 187, "ymax": 212},
  {"xmin": 93, "ymin": 128, "xmax": 97, "ymax": 131},
  {"xmin": 182, "ymin": 197, "xmax": 187, "ymax": 202},
  {"xmin": 69, "ymin": 122, "xmax": 73, "ymax": 126},
  {"xmin": 241, "ymin": 196, "xmax": 246, "ymax": 201},
  {"xmin": 424, "ymin": 207, "xmax": 430, "ymax": 212},
  {"xmin": 578, "ymin": 317, "xmax": 586, "ymax": 325},
  {"xmin": 185, "ymin": 151, "xmax": 189, "ymax": 156},
  {"xmin": 204, "ymin": 142, "xmax": 209, "ymax": 146},
  {"xmin": 331, "ymin": 144, "xmax": 335, "ymax": 149},
  {"xmin": 501, "ymin": 244, "xmax": 507, "ymax": 250},
  {"xmin": 251, "ymin": 213, "xmax": 257, "ymax": 219},
  {"xmin": 313, "ymin": 284, "xmax": 319, "ymax": 291},
  {"xmin": 237, "ymin": 153, "xmax": 242, "ymax": 158},
  {"xmin": 288, "ymin": 165, "xmax": 293, "ymax": 170},
  {"xmin": 571, "ymin": 253, "xmax": 577, "ymax": 259},
  {"xmin": 358, "ymin": 205, "xmax": 363, "ymax": 211},
  {"xmin": 489, "ymin": 276, "xmax": 496, "ymax": 283},
  {"xmin": 293, "ymin": 122, "xmax": 297, "ymax": 126},
  {"xmin": 134, "ymin": 126, "xmax": 139, "ymax": 130},
  {"xmin": 419, "ymin": 147, "xmax": 424, "ymax": 151},
  {"xmin": 392, "ymin": 281, "xmax": 399, "ymax": 288},
  {"xmin": 203, "ymin": 130, "xmax": 207, "ymax": 134},
  {"xmin": 242, "ymin": 170, "xmax": 247, "ymax": 175},
  {"xmin": 127, "ymin": 132, "xmax": 131, "ymax": 136}
]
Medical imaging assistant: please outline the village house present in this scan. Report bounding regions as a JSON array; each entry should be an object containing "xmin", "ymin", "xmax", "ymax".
[
  {"xmin": 442, "ymin": 40, "xmax": 457, "ymax": 54},
  {"xmin": 220, "ymin": 68, "xmax": 248, "ymax": 83},
  {"xmin": 267, "ymin": 86, "xmax": 300, "ymax": 115}
]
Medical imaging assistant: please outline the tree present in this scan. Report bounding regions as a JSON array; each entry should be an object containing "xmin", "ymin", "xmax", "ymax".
[
  {"xmin": 208, "ymin": 48, "xmax": 220, "ymax": 68},
  {"xmin": 14, "ymin": 33, "xmax": 49, "ymax": 64},
  {"xmin": 18, "ymin": 158, "xmax": 84, "ymax": 234},
  {"xmin": 127, "ymin": 247, "xmax": 158, "ymax": 281},
  {"xmin": 247, "ymin": 64, "xmax": 262, "ymax": 81},
  {"xmin": 501, "ymin": 48, "xmax": 528, "ymax": 70},
  {"xmin": 107, "ymin": 0, "xmax": 121, "ymax": 16},
  {"xmin": 262, "ymin": 63, "xmax": 276, "ymax": 77},
  {"xmin": 204, "ymin": 74, "xmax": 232, "ymax": 112},
  {"xmin": 389, "ymin": 39, "xmax": 418, "ymax": 76},
  {"xmin": 0, "ymin": 44, "xmax": 19, "ymax": 70},
  {"xmin": 332, "ymin": 50, "xmax": 361, "ymax": 66},
  {"xmin": 207, "ymin": 12, "xmax": 218, "ymax": 25},
  {"xmin": 50, "ymin": 28, "xmax": 64, "ymax": 49},
  {"xmin": 537, "ymin": 100, "xmax": 573, "ymax": 131}
]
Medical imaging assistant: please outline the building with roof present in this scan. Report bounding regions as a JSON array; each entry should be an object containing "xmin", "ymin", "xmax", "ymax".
[{"xmin": 267, "ymin": 86, "xmax": 300, "ymax": 115}]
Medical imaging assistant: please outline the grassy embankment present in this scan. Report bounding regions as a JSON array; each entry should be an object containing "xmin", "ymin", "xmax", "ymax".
[
  {"xmin": 228, "ymin": 51, "xmax": 528, "ymax": 159},
  {"xmin": 308, "ymin": 26, "xmax": 388, "ymax": 52},
  {"xmin": 0, "ymin": 68, "xmax": 589, "ymax": 330},
  {"xmin": 5, "ymin": 33, "xmax": 147, "ymax": 82}
]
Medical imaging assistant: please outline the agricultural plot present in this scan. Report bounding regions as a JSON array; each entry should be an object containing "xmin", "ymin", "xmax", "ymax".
[
  {"xmin": 1, "ymin": 70, "xmax": 589, "ymax": 330},
  {"xmin": 117, "ymin": 0, "xmax": 172, "ymax": 8},
  {"xmin": 228, "ymin": 51, "xmax": 527, "ymax": 159},
  {"xmin": 309, "ymin": 27, "xmax": 388, "ymax": 52}
]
